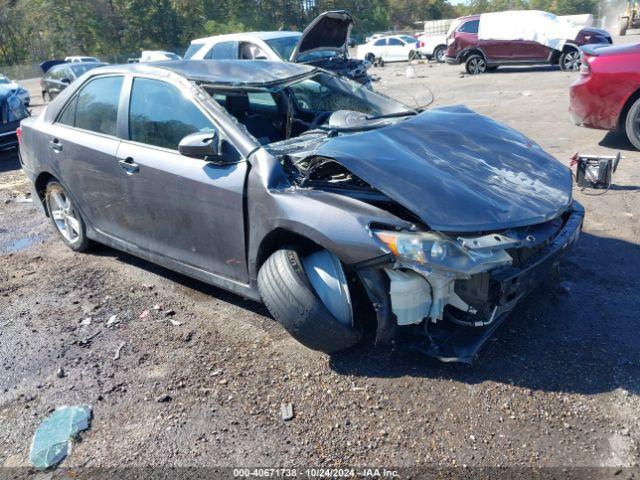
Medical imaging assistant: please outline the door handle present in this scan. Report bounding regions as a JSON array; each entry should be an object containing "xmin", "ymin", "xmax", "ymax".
[
  {"xmin": 49, "ymin": 139, "xmax": 62, "ymax": 152},
  {"xmin": 118, "ymin": 157, "xmax": 139, "ymax": 174}
]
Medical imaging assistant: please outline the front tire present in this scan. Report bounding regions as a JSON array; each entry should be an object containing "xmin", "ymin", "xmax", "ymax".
[
  {"xmin": 465, "ymin": 54, "xmax": 487, "ymax": 75},
  {"xmin": 45, "ymin": 181, "xmax": 90, "ymax": 252},
  {"xmin": 257, "ymin": 248, "xmax": 361, "ymax": 353},
  {"xmin": 624, "ymin": 97, "xmax": 640, "ymax": 151},
  {"xmin": 559, "ymin": 49, "xmax": 581, "ymax": 71}
]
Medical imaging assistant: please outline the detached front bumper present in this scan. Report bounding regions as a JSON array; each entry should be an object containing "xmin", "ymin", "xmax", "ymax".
[
  {"xmin": 358, "ymin": 203, "xmax": 585, "ymax": 363},
  {"xmin": 414, "ymin": 203, "xmax": 584, "ymax": 363}
]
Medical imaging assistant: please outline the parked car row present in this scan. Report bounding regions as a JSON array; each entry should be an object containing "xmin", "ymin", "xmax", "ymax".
[{"xmin": 185, "ymin": 11, "xmax": 371, "ymax": 85}]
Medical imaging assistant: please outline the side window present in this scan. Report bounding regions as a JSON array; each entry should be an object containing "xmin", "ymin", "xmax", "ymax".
[
  {"xmin": 205, "ymin": 41, "xmax": 238, "ymax": 60},
  {"xmin": 240, "ymin": 43, "xmax": 268, "ymax": 60},
  {"xmin": 458, "ymin": 20, "xmax": 479, "ymax": 34},
  {"xmin": 129, "ymin": 77, "xmax": 214, "ymax": 150},
  {"xmin": 67, "ymin": 76, "xmax": 123, "ymax": 136},
  {"xmin": 387, "ymin": 38, "xmax": 403, "ymax": 46},
  {"xmin": 57, "ymin": 95, "xmax": 78, "ymax": 126},
  {"xmin": 373, "ymin": 38, "xmax": 386, "ymax": 46},
  {"xmin": 48, "ymin": 67, "xmax": 62, "ymax": 80}
]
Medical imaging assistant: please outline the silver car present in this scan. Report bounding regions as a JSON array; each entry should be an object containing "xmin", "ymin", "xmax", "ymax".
[{"xmin": 19, "ymin": 61, "xmax": 583, "ymax": 362}]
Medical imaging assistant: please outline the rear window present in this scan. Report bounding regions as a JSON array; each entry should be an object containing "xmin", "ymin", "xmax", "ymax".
[
  {"xmin": 458, "ymin": 20, "xmax": 479, "ymax": 34},
  {"xmin": 58, "ymin": 76, "xmax": 123, "ymax": 136}
]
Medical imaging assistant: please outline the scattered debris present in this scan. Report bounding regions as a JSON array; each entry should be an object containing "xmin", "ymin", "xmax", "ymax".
[
  {"xmin": 210, "ymin": 369, "xmax": 222, "ymax": 377},
  {"xmin": 142, "ymin": 284, "xmax": 155, "ymax": 290},
  {"xmin": 113, "ymin": 342, "xmax": 126, "ymax": 360},
  {"xmin": 55, "ymin": 367, "xmax": 65, "ymax": 379},
  {"xmin": 280, "ymin": 402, "xmax": 294, "ymax": 421},
  {"xmin": 168, "ymin": 319, "xmax": 182, "ymax": 327},
  {"xmin": 80, "ymin": 317, "xmax": 92, "ymax": 326},
  {"xmin": 106, "ymin": 314, "xmax": 119, "ymax": 327},
  {"xmin": 153, "ymin": 304, "xmax": 163, "ymax": 311},
  {"xmin": 29, "ymin": 405, "xmax": 92, "ymax": 470},
  {"xmin": 351, "ymin": 386, "xmax": 366, "ymax": 392},
  {"xmin": 78, "ymin": 330, "xmax": 101, "ymax": 347},
  {"xmin": 16, "ymin": 197, "xmax": 33, "ymax": 204},
  {"xmin": 219, "ymin": 378, "xmax": 228, "ymax": 385},
  {"xmin": 183, "ymin": 331, "xmax": 194, "ymax": 342},
  {"xmin": 164, "ymin": 309, "xmax": 176, "ymax": 317},
  {"xmin": 139, "ymin": 309, "xmax": 150, "ymax": 319},
  {"xmin": 405, "ymin": 66, "xmax": 416, "ymax": 78},
  {"xmin": 156, "ymin": 394, "xmax": 172, "ymax": 403}
]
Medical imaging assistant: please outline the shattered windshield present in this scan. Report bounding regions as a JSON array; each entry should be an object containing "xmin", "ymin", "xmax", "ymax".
[
  {"xmin": 204, "ymin": 72, "xmax": 412, "ymax": 146},
  {"xmin": 265, "ymin": 35, "xmax": 301, "ymax": 60}
]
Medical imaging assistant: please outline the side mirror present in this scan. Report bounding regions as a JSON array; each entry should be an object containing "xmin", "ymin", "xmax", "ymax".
[
  {"xmin": 61, "ymin": 78, "xmax": 71, "ymax": 84},
  {"xmin": 178, "ymin": 131, "xmax": 219, "ymax": 159}
]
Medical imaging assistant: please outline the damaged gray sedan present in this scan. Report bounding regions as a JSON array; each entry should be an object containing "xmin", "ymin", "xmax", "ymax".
[{"xmin": 19, "ymin": 61, "xmax": 583, "ymax": 362}]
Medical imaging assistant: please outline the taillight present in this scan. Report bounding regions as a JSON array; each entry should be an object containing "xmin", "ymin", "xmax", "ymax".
[
  {"xmin": 579, "ymin": 56, "xmax": 591, "ymax": 75},
  {"xmin": 16, "ymin": 127, "xmax": 22, "ymax": 144},
  {"xmin": 420, "ymin": 41, "xmax": 425, "ymax": 47}
]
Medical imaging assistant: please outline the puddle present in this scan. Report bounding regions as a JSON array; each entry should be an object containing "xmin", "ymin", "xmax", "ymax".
[{"xmin": 0, "ymin": 234, "xmax": 43, "ymax": 254}]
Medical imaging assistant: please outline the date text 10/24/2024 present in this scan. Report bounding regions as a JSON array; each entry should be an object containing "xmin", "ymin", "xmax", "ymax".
[{"xmin": 233, "ymin": 469, "xmax": 400, "ymax": 478}]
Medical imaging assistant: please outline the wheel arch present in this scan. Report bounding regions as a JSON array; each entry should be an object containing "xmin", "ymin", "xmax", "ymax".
[
  {"xmin": 460, "ymin": 48, "xmax": 485, "ymax": 62},
  {"xmin": 618, "ymin": 87, "xmax": 640, "ymax": 131},
  {"xmin": 34, "ymin": 171, "xmax": 58, "ymax": 216},
  {"xmin": 254, "ymin": 227, "xmax": 326, "ymax": 278}
]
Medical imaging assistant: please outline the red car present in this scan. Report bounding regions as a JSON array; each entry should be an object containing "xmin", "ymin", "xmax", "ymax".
[
  {"xmin": 570, "ymin": 43, "xmax": 640, "ymax": 150},
  {"xmin": 445, "ymin": 13, "xmax": 612, "ymax": 74}
]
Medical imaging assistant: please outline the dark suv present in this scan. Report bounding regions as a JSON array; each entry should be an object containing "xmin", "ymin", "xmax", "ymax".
[{"xmin": 445, "ymin": 13, "xmax": 612, "ymax": 74}]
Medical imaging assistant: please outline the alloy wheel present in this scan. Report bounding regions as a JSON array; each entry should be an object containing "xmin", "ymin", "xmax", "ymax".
[
  {"xmin": 436, "ymin": 49, "xmax": 445, "ymax": 62},
  {"xmin": 563, "ymin": 51, "xmax": 581, "ymax": 71},
  {"xmin": 468, "ymin": 57, "xmax": 486, "ymax": 75},
  {"xmin": 49, "ymin": 189, "xmax": 81, "ymax": 245}
]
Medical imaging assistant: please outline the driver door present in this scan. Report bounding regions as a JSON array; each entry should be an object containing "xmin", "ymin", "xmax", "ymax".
[{"xmin": 115, "ymin": 76, "xmax": 249, "ymax": 282}]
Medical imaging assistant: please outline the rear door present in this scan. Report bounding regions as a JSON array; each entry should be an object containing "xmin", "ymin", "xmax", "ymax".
[
  {"xmin": 114, "ymin": 76, "xmax": 249, "ymax": 282},
  {"xmin": 46, "ymin": 75, "xmax": 126, "ymax": 234}
]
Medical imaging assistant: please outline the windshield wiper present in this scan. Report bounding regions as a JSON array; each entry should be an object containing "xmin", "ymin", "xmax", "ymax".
[{"xmin": 366, "ymin": 110, "xmax": 418, "ymax": 121}]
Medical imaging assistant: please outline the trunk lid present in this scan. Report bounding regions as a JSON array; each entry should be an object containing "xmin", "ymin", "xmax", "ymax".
[
  {"xmin": 316, "ymin": 105, "xmax": 573, "ymax": 232},
  {"xmin": 290, "ymin": 11, "xmax": 354, "ymax": 63}
]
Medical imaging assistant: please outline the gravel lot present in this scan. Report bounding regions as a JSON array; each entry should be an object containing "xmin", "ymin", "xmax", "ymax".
[{"xmin": 1, "ymin": 40, "xmax": 639, "ymax": 473}]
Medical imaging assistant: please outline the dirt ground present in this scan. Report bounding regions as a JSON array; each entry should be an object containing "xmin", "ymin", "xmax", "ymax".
[{"xmin": 1, "ymin": 39, "xmax": 639, "ymax": 474}]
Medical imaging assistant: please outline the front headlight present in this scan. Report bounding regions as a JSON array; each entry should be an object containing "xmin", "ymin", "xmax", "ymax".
[{"xmin": 372, "ymin": 230, "xmax": 512, "ymax": 275}]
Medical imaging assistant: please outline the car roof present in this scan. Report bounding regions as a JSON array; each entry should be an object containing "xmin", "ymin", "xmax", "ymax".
[
  {"xmin": 87, "ymin": 60, "xmax": 316, "ymax": 85},
  {"xmin": 190, "ymin": 31, "xmax": 302, "ymax": 45},
  {"xmin": 457, "ymin": 14, "xmax": 480, "ymax": 21}
]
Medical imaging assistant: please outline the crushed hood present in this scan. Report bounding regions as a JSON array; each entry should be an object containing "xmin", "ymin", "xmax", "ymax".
[
  {"xmin": 316, "ymin": 105, "xmax": 573, "ymax": 232},
  {"xmin": 290, "ymin": 11, "xmax": 353, "ymax": 62}
]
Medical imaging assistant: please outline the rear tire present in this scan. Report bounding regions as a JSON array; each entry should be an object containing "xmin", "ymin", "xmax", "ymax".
[
  {"xmin": 44, "ymin": 181, "xmax": 90, "ymax": 252},
  {"xmin": 433, "ymin": 45, "xmax": 446, "ymax": 63},
  {"xmin": 465, "ymin": 54, "xmax": 487, "ymax": 75},
  {"xmin": 624, "ymin": 97, "xmax": 640, "ymax": 151},
  {"xmin": 257, "ymin": 248, "xmax": 361, "ymax": 353}
]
